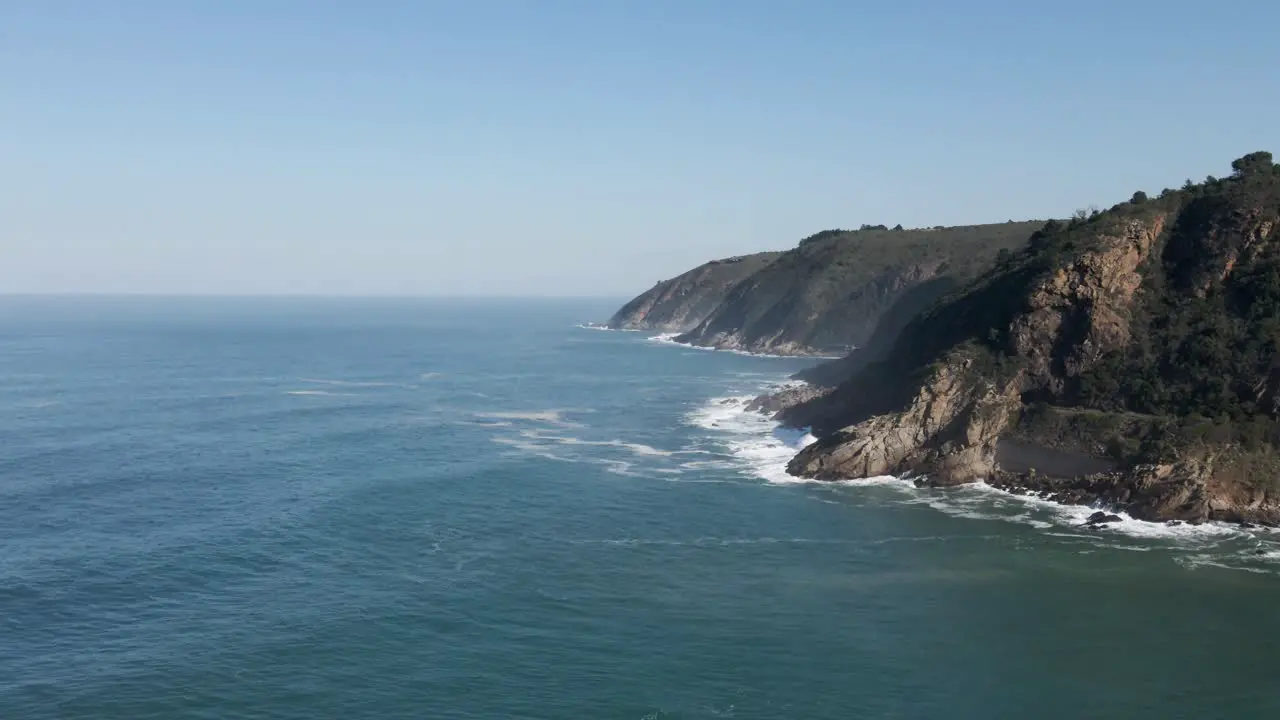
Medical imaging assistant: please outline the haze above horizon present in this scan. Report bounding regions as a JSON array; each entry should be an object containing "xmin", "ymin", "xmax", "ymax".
[{"xmin": 5, "ymin": 1, "xmax": 1279, "ymax": 296}]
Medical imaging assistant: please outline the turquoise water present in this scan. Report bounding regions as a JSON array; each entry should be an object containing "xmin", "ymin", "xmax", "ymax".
[{"xmin": 2, "ymin": 297, "xmax": 1279, "ymax": 719}]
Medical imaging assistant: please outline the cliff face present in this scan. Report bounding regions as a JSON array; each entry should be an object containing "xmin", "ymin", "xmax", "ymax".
[
  {"xmin": 788, "ymin": 350, "xmax": 1020, "ymax": 484},
  {"xmin": 1008, "ymin": 216, "xmax": 1167, "ymax": 394},
  {"xmin": 785, "ymin": 152, "xmax": 1280, "ymax": 525},
  {"xmin": 607, "ymin": 253, "xmax": 782, "ymax": 332},
  {"xmin": 671, "ymin": 222, "xmax": 1041, "ymax": 355}
]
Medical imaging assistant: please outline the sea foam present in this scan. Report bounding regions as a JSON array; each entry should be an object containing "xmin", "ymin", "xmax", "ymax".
[
  {"xmin": 648, "ymin": 333, "xmax": 843, "ymax": 360},
  {"xmin": 574, "ymin": 323, "xmax": 643, "ymax": 332},
  {"xmin": 686, "ymin": 385, "xmax": 1280, "ymax": 567},
  {"xmin": 686, "ymin": 392, "xmax": 817, "ymax": 484}
]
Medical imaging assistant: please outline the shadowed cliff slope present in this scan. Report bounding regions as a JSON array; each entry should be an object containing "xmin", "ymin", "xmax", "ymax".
[
  {"xmin": 609, "ymin": 223, "xmax": 1041, "ymax": 354},
  {"xmin": 676, "ymin": 223, "xmax": 1042, "ymax": 355},
  {"xmin": 607, "ymin": 253, "xmax": 782, "ymax": 332}
]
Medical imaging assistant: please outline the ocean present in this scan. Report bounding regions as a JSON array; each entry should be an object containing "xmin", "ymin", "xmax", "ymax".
[{"xmin": 2, "ymin": 296, "xmax": 1279, "ymax": 719}]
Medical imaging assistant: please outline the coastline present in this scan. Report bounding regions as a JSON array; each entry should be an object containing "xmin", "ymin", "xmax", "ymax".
[
  {"xmin": 586, "ymin": 322, "xmax": 1280, "ymax": 560},
  {"xmin": 725, "ymin": 379, "xmax": 1278, "ymax": 542},
  {"xmin": 647, "ymin": 331, "xmax": 845, "ymax": 360},
  {"xmin": 577, "ymin": 321, "xmax": 846, "ymax": 359}
]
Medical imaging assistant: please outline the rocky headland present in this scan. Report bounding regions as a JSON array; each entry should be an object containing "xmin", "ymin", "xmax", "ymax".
[
  {"xmin": 607, "ymin": 253, "xmax": 783, "ymax": 333},
  {"xmin": 610, "ymin": 223, "xmax": 1041, "ymax": 355},
  {"xmin": 614, "ymin": 152, "xmax": 1280, "ymax": 526},
  {"xmin": 778, "ymin": 152, "xmax": 1280, "ymax": 525}
]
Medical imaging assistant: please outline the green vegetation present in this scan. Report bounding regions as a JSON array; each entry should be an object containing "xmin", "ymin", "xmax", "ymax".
[{"xmin": 1072, "ymin": 151, "xmax": 1280, "ymax": 430}]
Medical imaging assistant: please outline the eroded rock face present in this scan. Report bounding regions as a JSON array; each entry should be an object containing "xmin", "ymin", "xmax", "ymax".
[
  {"xmin": 1009, "ymin": 216, "xmax": 1166, "ymax": 392},
  {"xmin": 787, "ymin": 353, "xmax": 1021, "ymax": 485},
  {"xmin": 787, "ymin": 219, "xmax": 1170, "ymax": 487},
  {"xmin": 1164, "ymin": 202, "xmax": 1279, "ymax": 297},
  {"xmin": 678, "ymin": 259, "xmax": 959, "ymax": 356}
]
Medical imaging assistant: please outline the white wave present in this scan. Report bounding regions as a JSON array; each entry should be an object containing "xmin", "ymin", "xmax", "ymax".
[
  {"xmin": 686, "ymin": 392, "xmax": 817, "ymax": 484},
  {"xmin": 299, "ymin": 378, "xmax": 400, "ymax": 388},
  {"xmin": 12, "ymin": 399, "xmax": 60, "ymax": 409},
  {"xmin": 570, "ymin": 535, "xmax": 980, "ymax": 549},
  {"xmin": 686, "ymin": 385, "xmax": 1276, "ymax": 568},
  {"xmin": 285, "ymin": 389, "xmax": 351, "ymax": 396},
  {"xmin": 568, "ymin": 536, "xmax": 865, "ymax": 548},
  {"xmin": 484, "ymin": 423, "xmax": 680, "ymax": 479},
  {"xmin": 793, "ymin": 472, "xmax": 908, "ymax": 488},
  {"xmin": 689, "ymin": 387, "xmax": 917, "ymax": 488},
  {"xmin": 508, "ymin": 428, "xmax": 675, "ymax": 458},
  {"xmin": 473, "ymin": 409, "xmax": 585, "ymax": 427},
  {"xmin": 884, "ymin": 479, "xmax": 1256, "ymax": 545},
  {"xmin": 647, "ymin": 333, "xmax": 841, "ymax": 360},
  {"xmin": 954, "ymin": 481, "xmax": 1247, "ymax": 541},
  {"xmin": 679, "ymin": 459, "xmax": 739, "ymax": 471},
  {"xmin": 602, "ymin": 460, "xmax": 649, "ymax": 478},
  {"xmin": 489, "ymin": 436, "xmax": 578, "ymax": 463},
  {"xmin": 1175, "ymin": 554, "xmax": 1280, "ymax": 575},
  {"xmin": 595, "ymin": 439, "xmax": 674, "ymax": 457}
]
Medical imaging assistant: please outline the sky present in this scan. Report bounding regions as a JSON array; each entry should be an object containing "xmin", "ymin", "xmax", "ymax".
[{"xmin": 3, "ymin": 1, "xmax": 1279, "ymax": 297}]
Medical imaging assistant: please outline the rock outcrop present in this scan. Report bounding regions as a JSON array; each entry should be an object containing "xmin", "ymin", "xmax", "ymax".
[
  {"xmin": 788, "ymin": 351, "xmax": 1021, "ymax": 485},
  {"xmin": 1007, "ymin": 216, "xmax": 1167, "ymax": 393}
]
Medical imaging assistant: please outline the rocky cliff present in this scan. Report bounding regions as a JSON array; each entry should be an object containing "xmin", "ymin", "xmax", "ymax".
[
  {"xmin": 607, "ymin": 253, "xmax": 782, "ymax": 332},
  {"xmin": 676, "ymin": 223, "xmax": 1042, "ymax": 355},
  {"xmin": 609, "ymin": 222, "xmax": 1041, "ymax": 355},
  {"xmin": 784, "ymin": 152, "xmax": 1280, "ymax": 525}
]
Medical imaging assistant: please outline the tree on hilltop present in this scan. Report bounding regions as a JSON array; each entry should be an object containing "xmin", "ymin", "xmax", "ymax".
[{"xmin": 1231, "ymin": 151, "xmax": 1274, "ymax": 177}]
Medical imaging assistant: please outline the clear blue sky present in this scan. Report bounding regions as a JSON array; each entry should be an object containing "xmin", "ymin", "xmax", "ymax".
[{"xmin": 4, "ymin": 1, "xmax": 1278, "ymax": 296}]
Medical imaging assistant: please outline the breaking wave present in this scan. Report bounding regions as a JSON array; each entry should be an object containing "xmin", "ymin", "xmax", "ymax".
[
  {"xmin": 647, "ymin": 333, "xmax": 842, "ymax": 359},
  {"xmin": 686, "ymin": 386, "xmax": 1280, "ymax": 575}
]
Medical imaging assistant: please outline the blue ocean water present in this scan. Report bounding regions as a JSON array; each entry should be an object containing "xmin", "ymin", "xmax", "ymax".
[{"xmin": 2, "ymin": 296, "xmax": 1279, "ymax": 719}]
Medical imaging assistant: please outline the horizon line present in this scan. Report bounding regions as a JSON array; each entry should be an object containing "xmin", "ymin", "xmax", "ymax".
[{"xmin": 0, "ymin": 292, "xmax": 630, "ymax": 300}]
